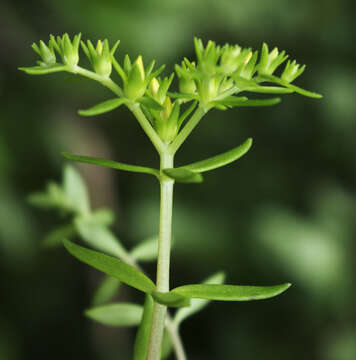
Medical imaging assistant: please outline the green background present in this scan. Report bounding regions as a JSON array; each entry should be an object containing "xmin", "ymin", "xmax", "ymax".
[{"xmin": 1, "ymin": 0, "xmax": 356, "ymax": 359}]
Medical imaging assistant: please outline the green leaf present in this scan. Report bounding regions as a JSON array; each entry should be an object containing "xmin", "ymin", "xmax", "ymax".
[
  {"xmin": 75, "ymin": 218, "xmax": 128, "ymax": 260},
  {"xmin": 172, "ymin": 283, "xmax": 291, "ymax": 301},
  {"xmin": 90, "ymin": 208, "xmax": 115, "ymax": 226},
  {"xmin": 235, "ymin": 98, "xmax": 282, "ymax": 107},
  {"xmin": 259, "ymin": 74, "xmax": 323, "ymax": 98},
  {"xmin": 138, "ymin": 96, "xmax": 164, "ymax": 111},
  {"xmin": 152, "ymin": 291, "xmax": 190, "ymax": 308},
  {"xmin": 62, "ymin": 152, "xmax": 160, "ymax": 178},
  {"xmin": 92, "ymin": 276, "xmax": 121, "ymax": 306},
  {"xmin": 174, "ymin": 272, "xmax": 225, "ymax": 326},
  {"xmin": 43, "ymin": 224, "xmax": 76, "ymax": 248},
  {"xmin": 85, "ymin": 303, "xmax": 143, "ymax": 327},
  {"xmin": 167, "ymin": 92, "xmax": 197, "ymax": 100},
  {"xmin": 133, "ymin": 295, "xmax": 154, "ymax": 360},
  {"xmin": 63, "ymin": 165, "xmax": 90, "ymax": 214},
  {"xmin": 163, "ymin": 168, "xmax": 203, "ymax": 183},
  {"xmin": 244, "ymin": 86, "xmax": 293, "ymax": 94},
  {"xmin": 181, "ymin": 138, "xmax": 252, "ymax": 173},
  {"xmin": 214, "ymin": 96, "xmax": 248, "ymax": 107},
  {"xmin": 18, "ymin": 64, "xmax": 69, "ymax": 75},
  {"xmin": 78, "ymin": 98, "xmax": 128, "ymax": 116},
  {"xmin": 130, "ymin": 236, "xmax": 158, "ymax": 262},
  {"xmin": 63, "ymin": 240, "xmax": 156, "ymax": 294}
]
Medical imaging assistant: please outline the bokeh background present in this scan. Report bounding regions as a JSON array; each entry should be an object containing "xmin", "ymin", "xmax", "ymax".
[{"xmin": 1, "ymin": 0, "xmax": 356, "ymax": 359}]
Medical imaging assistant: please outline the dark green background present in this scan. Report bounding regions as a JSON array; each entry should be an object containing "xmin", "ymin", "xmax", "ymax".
[{"xmin": 1, "ymin": 0, "xmax": 356, "ymax": 359}]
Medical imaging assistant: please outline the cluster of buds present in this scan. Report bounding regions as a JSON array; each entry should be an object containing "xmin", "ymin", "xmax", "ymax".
[
  {"xmin": 112, "ymin": 55, "xmax": 164, "ymax": 101},
  {"xmin": 31, "ymin": 40, "xmax": 56, "ymax": 67},
  {"xmin": 281, "ymin": 60, "xmax": 306, "ymax": 83},
  {"xmin": 256, "ymin": 43, "xmax": 289, "ymax": 76},
  {"xmin": 147, "ymin": 76, "xmax": 180, "ymax": 143},
  {"xmin": 50, "ymin": 33, "xmax": 82, "ymax": 68},
  {"xmin": 81, "ymin": 39, "xmax": 120, "ymax": 77}
]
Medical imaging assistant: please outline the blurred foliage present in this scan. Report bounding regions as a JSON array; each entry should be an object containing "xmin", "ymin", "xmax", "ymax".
[{"xmin": 1, "ymin": 0, "xmax": 356, "ymax": 359}]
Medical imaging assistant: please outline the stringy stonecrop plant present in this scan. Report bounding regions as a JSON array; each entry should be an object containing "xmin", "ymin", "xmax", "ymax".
[{"xmin": 20, "ymin": 34, "xmax": 322, "ymax": 360}]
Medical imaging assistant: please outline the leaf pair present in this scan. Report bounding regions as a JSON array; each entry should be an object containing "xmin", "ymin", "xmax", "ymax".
[{"xmin": 64, "ymin": 240, "xmax": 291, "ymax": 307}]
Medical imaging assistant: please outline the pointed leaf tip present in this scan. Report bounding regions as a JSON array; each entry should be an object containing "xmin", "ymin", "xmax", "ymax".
[{"xmin": 78, "ymin": 98, "xmax": 128, "ymax": 116}]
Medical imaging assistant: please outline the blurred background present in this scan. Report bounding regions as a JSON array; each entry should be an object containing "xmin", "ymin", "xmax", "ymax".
[{"xmin": 1, "ymin": 0, "xmax": 356, "ymax": 359}]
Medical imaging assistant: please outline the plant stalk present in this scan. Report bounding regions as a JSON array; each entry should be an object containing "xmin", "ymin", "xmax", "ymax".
[{"xmin": 146, "ymin": 151, "xmax": 174, "ymax": 360}]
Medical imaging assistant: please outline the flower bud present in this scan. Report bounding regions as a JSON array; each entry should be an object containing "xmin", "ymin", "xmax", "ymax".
[
  {"xmin": 125, "ymin": 56, "xmax": 147, "ymax": 100},
  {"xmin": 32, "ymin": 40, "xmax": 56, "ymax": 66},
  {"xmin": 179, "ymin": 76, "xmax": 197, "ymax": 94},
  {"xmin": 258, "ymin": 43, "xmax": 288, "ymax": 76},
  {"xmin": 281, "ymin": 60, "xmax": 306, "ymax": 83},
  {"xmin": 61, "ymin": 33, "xmax": 81, "ymax": 67}
]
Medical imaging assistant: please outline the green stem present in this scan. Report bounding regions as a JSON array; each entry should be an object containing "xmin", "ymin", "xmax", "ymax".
[
  {"xmin": 169, "ymin": 105, "xmax": 207, "ymax": 154},
  {"xmin": 146, "ymin": 152, "xmax": 175, "ymax": 360},
  {"xmin": 129, "ymin": 104, "xmax": 165, "ymax": 155}
]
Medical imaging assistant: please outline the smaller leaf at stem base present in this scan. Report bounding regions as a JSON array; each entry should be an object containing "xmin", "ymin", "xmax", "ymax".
[
  {"xmin": 163, "ymin": 168, "xmax": 203, "ymax": 183},
  {"xmin": 152, "ymin": 291, "xmax": 191, "ymax": 308}
]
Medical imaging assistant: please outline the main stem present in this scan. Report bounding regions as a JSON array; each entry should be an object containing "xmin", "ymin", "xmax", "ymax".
[{"xmin": 146, "ymin": 151, "xmax": 174, "ymax": 360}]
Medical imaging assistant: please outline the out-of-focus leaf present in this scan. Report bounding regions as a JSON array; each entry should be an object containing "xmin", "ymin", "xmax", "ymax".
[
  {"xmin": 181, "ymin": 138, "xmax": 252, "ymax": 173},
  {"xmin": 90, "ymin": 208, "xmax": 115, "ymax": 226},
  {"xmin": 78, "ymin": 98, "xmax": 128, "ymax": 116},
  {"xmin": 133, "ymin": 295, "xmax": 154, "ymax": 360},
  {"xmin": 172, "ymin": 283, "xmax": 291, "ymax": 301},
  {"xmin": 130, "ymin": 236, "xmax": 158, "ymax": 262},
  {"xmin": 152, "ymin": 291, "xmax": 190, "ymax": 308},
  {"xmin": 85, "ymin": 303, "xmax": 143, "ymax": 327},
  {"xmin": 63, "ymin": 240, "xmax": 156, "ymax": 294},
  {"xmin": 75, "ymin": 218, "xmax": 127, "ymax": 259},
  {"xmin": 43, "ymin": 224, "xmax": 76, "ymax": 248},
  {"xmin": 28, "ymin": 182, "xmax": 69, "ymax": 210},
  {"xmin": 63, "ymin": 165, "xmax": 90, "ymax": 215},
  {"xmin": 62, "ymin": 153, "xmax": 160, "ymax": 178},
  {"xmin": 174, "ymin": 272, "xmax": 225, "ymax": 326},
  {"xmin": 91, "ymin": 276, "xmax": 121, "ymax": 306},
  {"xmin": 163, "ymin": 168, "xmax": 203, "ymax": 183}
]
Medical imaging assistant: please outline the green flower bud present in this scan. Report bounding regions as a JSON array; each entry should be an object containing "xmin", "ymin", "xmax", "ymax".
[
  {"xmin": 32, "ymin": 40, "xmax": 56, "ymax": 66},
  {"xmin": 220, "ymin": 45, "xmax": 242, "ymax": 74},
  {"xmin": 179, "ymin": 76, "xmax": 197, "ymax": 94},
  {"xmin": 125, "ymin": 56, "xmax": 147, "ymax": 100},
  {"xmin": 81, "ymin": 39, "xmax": 119, "ymax": 77},
  {"xmin": 258, "ymin": 43, "xmax": 288, "ymax": 76},
  {"xmin": 281, "ymin": 60, "xmax": 306, "ymax": 83},
  {"xmin": 155, "ymin": 98, "xmax": 180, "ymax": 143},
  {"xmin": 200, "ymin": 77, "xmax": 220, "ymax": 103}
]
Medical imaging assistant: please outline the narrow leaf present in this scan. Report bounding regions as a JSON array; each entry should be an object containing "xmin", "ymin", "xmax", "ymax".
[
  {"xmin": 18, "ymin": 64, "xmax": 69, "ymax": 75},
  {"xmin": 215, "ymin": 96, "xmax": 248, "ymax": 107},
  {"xmin": 167, "ymin": 92, "xmax": 197, "ymax": 100},
  {"xmin": 78, "ymin": 98, "xmax": 128, "ymax": 116},
  {"xmin": 133, "ymin": 295, "xmax": 154, "ymax": 360},
  {"xmin": 75, "ymin": 218, "xmax": 127, "ymax": 259},
  {"xmin": 90, "ymin": 208, "xmax": 115, "ymax": 226},
  {"xmin": 63, "ymin": 240, "xmax": 156, "ymax": 294},
  {"xmin": 174, "ymin": 272, "xmax": 225, "ymax": 326},
  {"xmin": 62, "ymin": 152, "xmax": 160, "ymax": 178},
  {"xmin": 138, "ymin": 96, "xmax": 164, "ymax": 111},
  {"xmin": 163, "ymin": 168, "xmax": 203, "ymax": 183},
  {"xmin": 152, "ymin": 291, "xmax": 190, "ymax": 308},
  {"xmin": 182, "ymin": 138, "xmax": 252, "ymax": 173},
  {"xmin": 259, "ymin": 74, "xmax": 323, "ymax": 98},
  {"xmin": 235, "ymin": 98, "xmax": 282, "ymax": 107},
  {"xmin": 43, "ymin": 224, "xmax": 76, "ymax": 248},
  {"xmin": 85, "ymin": 303, "xmax": 143, "ymax": 327},
  {"xmin": 63, "ymin": 165, "xmax": 90, "ymax": 214},
  {"xmin": 131, "ymin": 236, "xmax": 158, "ymax": 262},
  {"xmin": 172, "ymin": 283, "xmax": 291, "ymax": 301},
  {"xmin": 244, "ymin": 86, "xmax": 293, "ymax": 94},
  {"xmin": 92, "ymin": 276, "xmax": 121, "ymax": 306}
]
